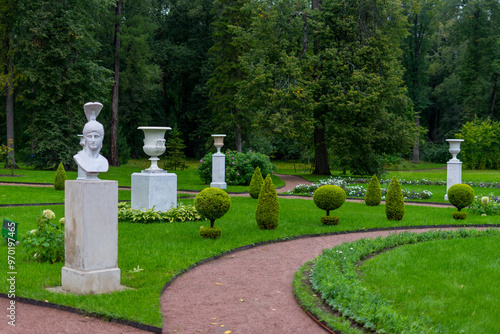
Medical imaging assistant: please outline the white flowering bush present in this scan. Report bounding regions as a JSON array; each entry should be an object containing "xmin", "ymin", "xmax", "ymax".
[
  {"xmin": 468, "ymin": 194, "xmax": 500, "ymax": 216},
  {"xmin": 20, "ymin": 209, "xmax": 65, "ymax": 263},
  {"xmin": 118, "ymin": 202, "xmax": 203, "ymax": 223}
]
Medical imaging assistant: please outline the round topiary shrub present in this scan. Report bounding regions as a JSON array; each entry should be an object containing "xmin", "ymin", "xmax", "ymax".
[
  {"xmin": 256, "ymin": 175, "xmax": 280, "ymax": 229},
  {"xmin": 194, "ymin": 187, "xmax": 231, "ymax": 233},
  {"xmin": 448, "ymin": 184, "xmax": 475, "ymax": 212},
  {"xmin": 54, "ymin": 162, "xmax": 67, "ymax": 191},
  {"xmin": 313, "ymin": 185, "xmax": 346, "ymax": 216},
  {"xmin": 385, "ymin": 177, "xmax": 405, "ymax": 221},
  {"xmin": 452, "ymin": 211, "xmax": 467, "ymax": 220},
  {"xmin": 199, "ymin": 226, "xmax": 222, "ymax": 239},
  {"xmin": 249, "ymin": 167, "xmax": 264, "ymax": 199},
  {"xmin": 364, "ymin": 174, "xmax": 381, "ymax": 206},
  {"xmin": 321, "ymin": 216, "xmax": 340, "ymax": 225}
]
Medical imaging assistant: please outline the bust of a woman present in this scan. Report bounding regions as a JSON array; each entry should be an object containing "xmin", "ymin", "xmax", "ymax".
[{"xmin": 73, "ymin": 102, "xmax": 109, "ymax": 180}]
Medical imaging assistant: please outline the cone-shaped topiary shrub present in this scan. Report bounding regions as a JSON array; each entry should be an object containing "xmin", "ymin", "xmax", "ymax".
[
  {"xmin": 256, "ymin": 174, "xmax": 280, "ymax": 229},
  {"xmin": 313, "ymin": 185, "xmax": 346, "ymax": 225},
  {"xmin": 364, "ymin": 174, "xmax": 381, "ymax": 206},
  {"xmin": 249, "ymin": 167, "xmax": 264, "ymax": 199},
  {"xmin": 448, "ymin": 184, "xmax": 474, "ymax": 219},
  {"xmin": 195, "ymin": 187, "xmax": 231, "ymax": 238},
  {"xmin": 54, "ymin": 162, "xmax": 67, "ymax": 191},
  {"xmin": 385, "ymin": 177, "xmax": 405, "ymax": 220}
]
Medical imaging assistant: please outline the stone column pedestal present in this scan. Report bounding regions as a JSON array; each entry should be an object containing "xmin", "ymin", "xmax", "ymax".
[
  {"xmin": 131, "ymin": 172, "xmax": 177, "ymax": 212},
  {"xmin": 61, "ymin": 180, "xmax": 120, "ymax": 294},
  {"xmin": 210, "ymin": 152, "xmax": 227, "ymax": 189},
  {"xmin": 445, "ymin": 160, "xmax": 462, "ymax": 201}
]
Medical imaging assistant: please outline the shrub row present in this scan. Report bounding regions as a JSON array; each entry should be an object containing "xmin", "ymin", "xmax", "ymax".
[
  {"xmin": 118, "ymin": 202, "xmax": 203, "ymax": 223},
  {"xmin": 310, "ymin": 228, "xmax": 500, "ymax": 333}
]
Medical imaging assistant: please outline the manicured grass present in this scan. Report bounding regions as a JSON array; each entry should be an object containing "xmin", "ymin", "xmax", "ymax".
[
  {"xmin": 360, "ymin": 236, "xmax": 500, "ymax": 333},
  {"xmin": 0, "ymin": 198, "xmax": 498, "ymax": 327}
]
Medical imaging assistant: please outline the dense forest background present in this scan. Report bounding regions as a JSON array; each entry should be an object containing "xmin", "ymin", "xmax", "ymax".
[{"xmin": 1, "ymin": 0, "xmax": 499, "ymax": 175}]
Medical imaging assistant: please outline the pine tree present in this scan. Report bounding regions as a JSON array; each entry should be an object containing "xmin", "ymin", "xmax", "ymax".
[
  {"xmin": 248, "ymin": 167, "xmax": 264, "ymax": 198},
  {"xmin": 365, "ymin": 174, "xmax": 382, "ymax": 206},
  {"xmin": 54, "ymin": 162, "xmax": 67, "ymax": 191},
  {"xmin": 165, "ymin": 126, "xmax": 187, "ymax": 170},
  {"xmin": 385, "ymin": 177, "xmax": 405, "ymax": 220},
  {"xmin": 255, "ymin": 175, "xmax": 279, "ymax": 229}
]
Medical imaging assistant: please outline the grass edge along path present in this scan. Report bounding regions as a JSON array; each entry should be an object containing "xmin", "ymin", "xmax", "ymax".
[{"xmin": 296, "ymin": 228, "xmax": 500, "ymax": 334}]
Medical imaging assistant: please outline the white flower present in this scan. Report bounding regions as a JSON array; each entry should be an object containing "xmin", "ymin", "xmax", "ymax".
[
  {"xmin": 34, "ymin": 253, "xmax": 39, "ymax": 259},
  {"xmin": 42, "ymin": 209, "xmax": 55, "ymax": 220},
  {"xmin": 481, "ymin": 196, "xmax": 489, "ymax": 204},
  {"xmin": 30, "ymin": 229, "xmax": 37, "ymax": 234},
  {"xmin": 481, "ymin": 213, "xmax": 487, "ymax": 216},
  {"xmin": 59, "ymin": 217, "xmax": 65, "ymax": 224}
]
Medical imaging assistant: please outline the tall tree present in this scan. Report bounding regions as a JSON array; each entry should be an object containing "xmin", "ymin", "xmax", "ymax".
[
  {"xmin": 16, "ymin": 0, "xmax": 113, "ymax": 169},
  {"xmin": 109, "ymin": 0, "xmax": 122, "ymax": 166},
  {"xmin": 208, "ymin": 0, "xmax": 252, "ymax": 152}
]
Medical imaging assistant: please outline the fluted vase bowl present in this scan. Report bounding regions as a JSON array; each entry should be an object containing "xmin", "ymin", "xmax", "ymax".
[{"xmin": 138, "ymin": 126, "xmax": 171, "ymax": 172}]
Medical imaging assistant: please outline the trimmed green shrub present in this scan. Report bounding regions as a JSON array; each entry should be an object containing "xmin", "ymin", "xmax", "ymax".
[
  {"xmin": 448, "ymin": 184, "xmax": 475, "ymax": 211},
  {"xmin": 194, "ymin": 188, "xmax": 231, "ymax": 229},
  {"xmin": 320, "ymin": 216, "xmax": 340, "ymax": 225},
  {"xmin": 199, "ymin": 226, "xmax": 222, "ymax": 239},
  {"xmin": 364, "ymin": 174, "xmax": 381, "ymax": 206},
  {"xmin": 197, "ymin": 150, "xmax": 275, "ymax": 185},
  {"xmin": 54, "ymin": 162, "xmax": 66, "ymax": 190},
  {"xmin": 385, "ymin": 177, "xmax": 405, "ymax": 220},
  {"xmin": 256, "ymin": 175, "xmax": 280, "ymax": 229},
  {"xmin": 313, "ymin": 185, "xmax": 346, "ymax": 216},
  {"xmin": 117, "ymin": 202, "xmax": 202, "ymax": 223},
  {"xmin": 249, "ymin": 167, "xmax": 264, "ymax": 198},
  {"xmin": 452, "ymin": 211, "xmax": 467, "ymax": 220}
]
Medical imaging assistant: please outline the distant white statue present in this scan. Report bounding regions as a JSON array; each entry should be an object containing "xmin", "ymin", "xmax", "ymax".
[{"xmin": 74, "ymin": 102, "xmax": 109, "ymax": 180}]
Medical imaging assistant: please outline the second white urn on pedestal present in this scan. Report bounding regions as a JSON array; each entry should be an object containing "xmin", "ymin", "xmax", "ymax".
[
  {"xmin": 445, "ymin": 139, "xmax": 464, "ymax": 201},
  {"xmin": 210, "ymin": 134, "xmax": 227, "ymax": 189}
]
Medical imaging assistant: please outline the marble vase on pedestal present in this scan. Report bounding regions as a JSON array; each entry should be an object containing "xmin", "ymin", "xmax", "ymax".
[
  {"xmin": 210, "ymin": 134, "xmax": 227, "ymax": 189},
  {"xmin": 445, "ymin": 139, "xmax": 464, "ymax": 201},
  {"xmin": 131, "ymin": 127, "xmax": 177, "ymax": 212}
]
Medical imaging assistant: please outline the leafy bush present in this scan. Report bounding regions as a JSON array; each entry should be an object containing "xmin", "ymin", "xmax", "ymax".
[
  {"xmin": 197, "ymin": 150, "xmax": 275, "ymax": 185},
  {"xmin": 385, "ymin": 177, "xmax": 405, "ymax": 220},
  {"xmin": 20, "ymin": 209, "xmax": 65, "ymax": 263},
  {"xmin": 199, "ymin": 226, "xmax": 222, "ymax": 239},
  {"xmin": 468, "ymin": 194, "xmax": 500, "ymax": 216},
  {"xmin": 419, "ymin": 141, "xmax": 450, "ymax": 163},
  {"xmin": 448, "ymin": 184, "xmax": 475, "ymax": 211},
  {"xmin": 249, "ymin": 167, "xmax": 264, "ymax": 198},
  {"xmin": 256, "ymin": 175, "xmax": 280, "ymax": 229},
  {"xmin": 313, "ymin": 185, "xmax": 346, "ymax": 217},
  {"xmin": 310, "ymin": 228, "xmax": 500, "ymax": 333},
  {"xmin": 321, "ymin": 216, "xmax": 340, "ymax": 225},
  {"xmin": 456, "ymin": 118, "xmax": 500, "ymax": 169},
  {"xmin": 364, "ymin": 174, "xmax": 381, "ymax": 206},
  {"xmin": 118, "ymin": 202, "xmax": 203, "ymax": 223},
  {"xmin": 452, "ymin": 211, "xmax": 467, "ymax": 220},
  {"xmin": 54, "ymin": 162, "xmax": 66, "ymax": 190},
  {"xmin": 194, "ymin": 188, "xmax": 231, "ymax": 228}
]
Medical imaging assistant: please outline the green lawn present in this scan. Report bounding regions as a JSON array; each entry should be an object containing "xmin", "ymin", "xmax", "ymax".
[
  {"xmin": 1, "ymin": 198, "xmax": 498, "ymax": 328},
  {"xmin": 360, "ymin": 236, "xmax": 500, "ymax": 333}
]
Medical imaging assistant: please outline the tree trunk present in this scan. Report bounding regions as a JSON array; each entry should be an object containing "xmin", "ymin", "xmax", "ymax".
[
  {"xmin": 235, "ymin": 121, "xmax": 242, "ymax": 152},
  {"xmin": 313, "ymin": 125, "xmax": 331, "ymax": 175},
  {"xmin": 5, "ymin": 32, "xmax": 16, "ymax": 169},
  {"xmin": 412, "ymin": 116, "xmax": 420, "ymax": 164},
  {"xmin": 109, "ymin": 0, "xmax": 122, "ymax": 166},
  {"xmin": 489, "ymin": 74, "xmax": 497, "ymax": 118}
]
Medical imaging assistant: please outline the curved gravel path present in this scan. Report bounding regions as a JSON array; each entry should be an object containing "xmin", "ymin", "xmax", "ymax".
[{"xmin": 0, "ymin": 174, "xmax": 462, "ymax": 333}]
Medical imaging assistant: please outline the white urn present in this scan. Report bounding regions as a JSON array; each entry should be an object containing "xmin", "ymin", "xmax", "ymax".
[
  {"xmin": 138, "ymin": 126, "xmax": 171, "ymax": 172},
  {"xmin": 212, "ymin": 134, "xmax": 226, "ymax": 153},
  {"xmin": 446, "ymin": 139, "xmax": 464, "ymax": 161}
]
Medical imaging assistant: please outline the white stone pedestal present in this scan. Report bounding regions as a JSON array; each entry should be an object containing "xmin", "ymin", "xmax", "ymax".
[
  {"xmin": 210, "ymin": 152, "xmax": 227, "ymax": 189},
  {"xmin": 445, "ymin": 160, "xmax": 462, "ymax": 201},
  {"xmin": 131, "ymin": 172, "xmax": 177, "ymax": 212},
  {"xmin": 62, "ymin": 180, "xmax": 120, "ymax": 294}
]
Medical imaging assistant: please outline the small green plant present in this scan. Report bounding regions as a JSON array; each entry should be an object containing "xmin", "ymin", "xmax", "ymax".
[
  {"xmin": 53, "ymin": 162, "xmax": 67, "ymax": 190},
  {"xmin": 448, "ymin": 184, "xmax": 475, "ymax": 220},
  {"xmin": 199, "ymin": 226, "xmax": 222, "ymax": 239},
  {"xmin": 164, "ymin": 126, "xmax": 187, "ymax": 170},
  {"xmin": 194, "ymin": 188, "xmax": 231, "ymax": 238},
  {"xmin": 364, "ymin": 174, "xmax": 381, "ymax": 206},
  {"xmin": 313, "ymin": 185, "xmax": 346, "ymax": 225},
  {"xmin": 256, "ymin": 175, "xmax": 280, "ymax": 229},
  {"xmin": 385, "ymin": 177, "xmax": 405, "ymax": 220},
  {"xmin": 118, "ymin": 202, "xmax": 203, "ymax": 223},
  {"xmin": 20, "ymin": 209, "xmax": 65, "ymax": 263},
  {"xmin": 249, "ymin": 167, "xmax": 264, "ymax": 198},
  {"xmin": 469, "ymin": 194, "xmax": 500, "ymax": 216}
]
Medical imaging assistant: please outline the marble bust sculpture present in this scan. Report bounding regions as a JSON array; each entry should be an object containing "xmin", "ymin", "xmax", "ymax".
[{"xmin": 73, "ymin": 102, "xmax": 109, "ymax": 180}]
